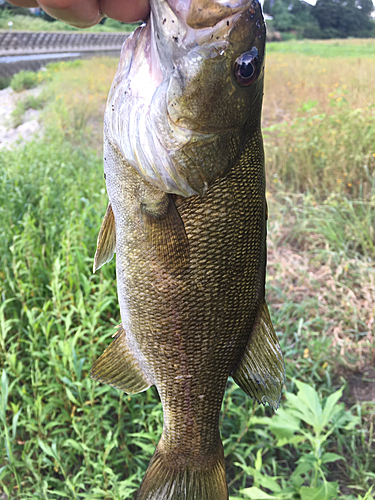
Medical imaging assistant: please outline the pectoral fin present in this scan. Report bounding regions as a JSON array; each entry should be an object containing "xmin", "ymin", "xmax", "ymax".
[
  {"xmin": 93, "ymin": 203, "xmax": 116, "ymax": 273},
  {"xmin": 232, "ymin": 301, "xmax": 285, "ymax": 410},
  {"xmin": 90, "ymin": 325, "xmax": 152, "ymax": 394},
  {"xmin": 140, "ymin": 194, "xmax": 189, "ymax": 273}
]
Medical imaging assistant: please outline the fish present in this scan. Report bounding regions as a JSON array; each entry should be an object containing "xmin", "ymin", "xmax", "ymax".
[{"xmin": 90, "ymin": 0, "xmax": 285, "ymax": 499}]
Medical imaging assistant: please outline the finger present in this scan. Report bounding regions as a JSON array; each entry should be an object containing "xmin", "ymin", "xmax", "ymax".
[
  {"xmin": 5, "ymin": 1, "xmax": 39, "ymax": 6},
  {"xmin": 100, "ymin": 0, "xmax": 150, "ymax": 23},
  {"xmin": 37, "ymin": 0, "xmax": 102, "ymax": 28}
]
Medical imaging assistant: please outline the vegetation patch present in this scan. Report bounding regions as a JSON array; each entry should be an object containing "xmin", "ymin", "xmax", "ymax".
[
  {"xmin": 267, "ymin": 39, "xmax": 375, "ymax": 58},
  {"xmin": 9, "ymin": 92, "xmax": 47, "ymax": 128}
]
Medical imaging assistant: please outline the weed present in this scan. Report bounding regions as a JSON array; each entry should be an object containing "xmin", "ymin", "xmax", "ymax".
[
  {"xmin": 10, "ymin": 71, "xmax": 40, "ymax": 93},
  {"xmin": 229, "ymin": 382, "xmax": 372, "ymax": 500},
  {"xmin": 10, "ymin": 92, "xmax": 47, "ymax": 128}
]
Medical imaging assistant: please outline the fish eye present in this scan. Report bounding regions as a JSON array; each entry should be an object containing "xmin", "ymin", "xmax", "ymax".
[{"xmin": 234, "ymin": 48, "xmax": 260, "ymax": 86}]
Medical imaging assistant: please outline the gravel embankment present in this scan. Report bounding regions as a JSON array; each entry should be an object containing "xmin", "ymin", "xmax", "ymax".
[{"xmin": 0, "ymin": 86, "xmax": 42, "ymax": 149}]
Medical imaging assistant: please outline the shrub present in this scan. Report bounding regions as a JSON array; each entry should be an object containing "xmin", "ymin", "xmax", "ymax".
[
  {"xmin": 0, "ymin": 76, "xmax": 11, "ymax": 90},
  {"xmin": 10, "ymin": 71, "xmax": 39, "ymax": 92},
  {"xmin": 303, "ymin": 21, "xmax": 325, "ymax": 39}
]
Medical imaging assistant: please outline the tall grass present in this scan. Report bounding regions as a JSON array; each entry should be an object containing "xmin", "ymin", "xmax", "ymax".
[
  {"xmin": 0, "ymin": 44, "xmax": 374, "ymax": 499},
  {"xmin": 263, "ymin": 52, "xmax": 375, "ymax": 199}
]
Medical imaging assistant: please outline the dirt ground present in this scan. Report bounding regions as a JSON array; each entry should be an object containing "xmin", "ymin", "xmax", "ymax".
[{"xmin": 340, "ymin": 366, "xmax": 375, "ymax": 412}]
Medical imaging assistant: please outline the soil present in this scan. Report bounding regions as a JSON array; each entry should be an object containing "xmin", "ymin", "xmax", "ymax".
[{"xmin": 339, "ymin": 365, "xmax": 375, "ymax": 411}]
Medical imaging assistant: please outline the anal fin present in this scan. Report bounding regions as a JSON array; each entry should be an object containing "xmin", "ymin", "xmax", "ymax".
[
  {"xmin": 140, "ymin": 194, "xmax": 189, "ymax": 273},
  {"xmin": 232, "ymin": 301, "xmax": 285, "ymax": 410},
  {"xmin": 93, "ymin": 203, "xmax": 116, "ymax": 273},
  {"xmin": 90, "ymin": 325, "xmax": 152, "ymax": 394}
]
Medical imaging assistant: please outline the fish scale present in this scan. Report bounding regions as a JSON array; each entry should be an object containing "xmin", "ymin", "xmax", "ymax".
[
  {"xmin": 90, "ymin": 1, "xmax": 285, "ymax": 498},
  {"xmin": 98, "ymin": 131, "xmax": 266, "ymax": 483}
]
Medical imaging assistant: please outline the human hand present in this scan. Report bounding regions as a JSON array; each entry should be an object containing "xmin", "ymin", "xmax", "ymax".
[{"xmin": 6, "ymin": 0, "xmax": 150, "ymax": 28}]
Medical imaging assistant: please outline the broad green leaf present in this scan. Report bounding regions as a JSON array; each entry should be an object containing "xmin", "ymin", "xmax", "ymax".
[
  {"xmin": 321, "ymin": 452, "xmax": 345, "ymax": 464},
  {"xmin": 255, "ymin": 471, "xmax": 282, "ymax": 493},
  {"xmin": 332, "ymin": 407, "xmax": 360, "ymax": 430},
  {"xmin": 285, "ymin": 393, "xmax": 320, "ymax": 430},
  {"xmin": 234, "ymin": 462, "xmax": 256, "ymax": 477},
  {"xmin": 275, "ymin": 435, "xmax": 305, "ymax": 447},
  {"xmin": 241, "ymin": 487, "xmax": 278, "ymax": 499},
  {"xmin": 255, "ymin": 448, "xmax": 263, "ymax": 471},
  {"xmin": 46, "ymin": 490, "xmax": 71, "ymax": 498},
  {"xmin": 297, "ymin": 453, "xmax": 318, "ymax": 468},
  {"xmin": 266, "ymin": 408, "xmax": 301, "ymax": 442},
  {"xmin": 65, "ymin": 387, "xmax": 80, "ymax": 405},
  {"xmin": 320, "ymin": 387, "xmax": 344, "ymax": 427},
  {"xmin": 63, "ymin": 438, "xmax": 83, "ymax": 452},
  {"xmin": 300, "ymin": 481, "xmax": 338, "ymax": 500},
  {"xmin": 294, "ymin": 380, "xmax": 322, "ymax": 419},
  {"xmin": 301, "ymin": 486, "xmax": 328, "ymax": 500},
  {"xmin": 38, "ymin": 439, "xmax": 55, "ymax": 458}
]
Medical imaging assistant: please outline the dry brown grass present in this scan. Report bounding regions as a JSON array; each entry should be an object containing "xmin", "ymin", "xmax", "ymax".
[
  {"xmin": 263, "ymin": 46, "xmax": 375, "ymax": 125},
  {"xmin": 267, "ymin": 226, "xmax": 375, "ymax": 368},
  {"xmin": 262, "ymin": 49, "xmax": 375, "ymax": 200}
]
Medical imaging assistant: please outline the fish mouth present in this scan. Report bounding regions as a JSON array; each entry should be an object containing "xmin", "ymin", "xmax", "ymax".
[
  {"xmin": 152, "ymin": 0, "xmax": 256, "ymax": 49},
  {"xmin": 168, "ymin": 0, "xmax": 253, "ymax": 30}
]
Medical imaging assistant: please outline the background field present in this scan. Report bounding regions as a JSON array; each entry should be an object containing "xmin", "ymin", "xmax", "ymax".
[{"xmin": 0, "ymin": 39, "xmax": 374, "ymax": 499}]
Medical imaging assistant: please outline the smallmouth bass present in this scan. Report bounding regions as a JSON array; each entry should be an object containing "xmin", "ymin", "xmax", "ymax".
[{"xmin": 90, "ymin": 0, "xmax": 285, "ymax": 498}]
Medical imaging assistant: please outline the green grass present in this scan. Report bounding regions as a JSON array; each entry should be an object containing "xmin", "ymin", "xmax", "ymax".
[
  {"xmin": 267, "ymin": 39, "xmax": 375, "ymax": 58},
  {"xmin": 9, "ymin": 69, "xmax": 55, "ymax": 93},
  {"xmin": 1, "ymin": 42, "xmax": 374, "ymax": 499}
]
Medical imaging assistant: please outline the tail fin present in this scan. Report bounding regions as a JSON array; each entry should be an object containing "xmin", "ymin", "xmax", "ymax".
[{"xmin": 136, "ymin": 441, "xmax": 228, "ymax": 500}]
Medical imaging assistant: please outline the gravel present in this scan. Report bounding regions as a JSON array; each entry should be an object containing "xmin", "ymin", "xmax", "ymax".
[{"xmin": 0, "ymin": 86, "xmax": 43, "ymax": 149}]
